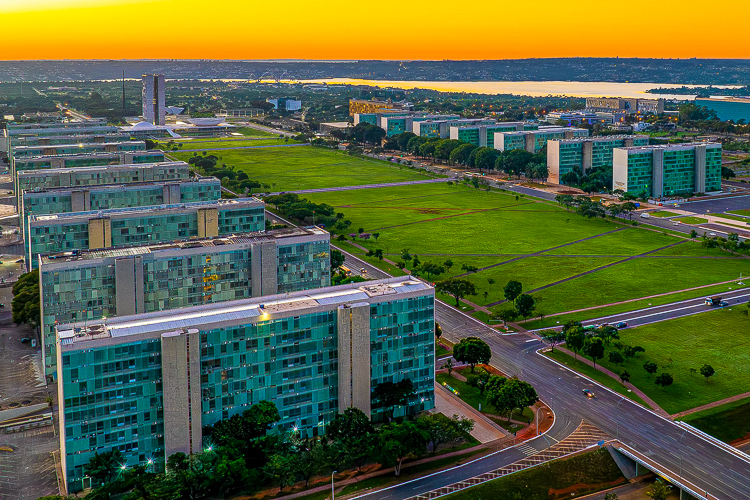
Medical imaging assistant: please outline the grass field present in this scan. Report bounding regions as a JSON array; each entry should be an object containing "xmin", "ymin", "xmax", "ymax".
[
  {"xmin": 164, "ymin": 138, "xmax": 290, "ymax": 150},
  {"xmin": 171, "ymin": 146, "xmax": 436, "ymax": 191},
  {"xmin": 444, "ymin": 449, "xmax": 625, "ymax": 500},
  {"xmin": 674, "ymin": 216, "xmax": 709, "ymax": 224},
  {"xmin": 729, "ymin": 209, "xmax": 750, "ymax": 217},
  {"xmin": 650, "ymin": 210, "xmax": 680, "ymax": 218},
  {"xmin": 555, "ymin": 307, "xmax": 750, "ymax": 414},
  {"xmin": 680, "ymin": 397, "xmax": 750, "ymax": 443},
  {"xmin": 310, "ymin": 183, "xmax": 749, "ymax": 319},
  {"xmin": 436, "ymin": 371, "xmax": 533, "ymax": 422},
  {"xmin": 711, "ymin": 213, "xmax": 750, "ymax": 224}
]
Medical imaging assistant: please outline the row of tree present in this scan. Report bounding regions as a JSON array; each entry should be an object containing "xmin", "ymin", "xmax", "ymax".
[{"xmin": 265, "ymin": 192, "xmax": 353, "ymax": 233}]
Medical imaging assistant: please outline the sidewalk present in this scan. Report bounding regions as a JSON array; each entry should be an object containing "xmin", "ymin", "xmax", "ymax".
[
  {"xmin": 555, "ymin": 347, "xmax": 670, "ymax": 418},
  {"xmin": 434, "ymin": 383, "xmax": 508, "ymax": 443},
  {"xmin": 671, "ymin": 390, "xmax": 750, "ymax": 419}
]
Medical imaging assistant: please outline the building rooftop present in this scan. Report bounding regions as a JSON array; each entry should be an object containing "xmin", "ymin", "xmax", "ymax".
[
  {"xmin": 39, "ymin": 226, "xmax": 328, "ymax": 265},
  {"xmin": 12, "ymin": 141, "xmax": 145, "ymax": 154},
  {"xmin": 16, "ymin": 161, "xmax": 188, "ymax": 179},
  {"xmin": 57, "ymin": 277, "xmax": 432, "ymax": 347},
  {"xmin": 28, "ymin": 197, "xmax": 264, "ymax": 225},
  {"xmin": 552, "ymin": 135, "xmax": 649, "ymax": 144},
  {"xmin": 617, "ymin": 142, "xmax": 721, "ymax": 153},
  {"xmin": 15, "ymin": 149, "xmax": 163, "ymax": 163},
  {"xmin": 22, "ymin": 176, "xmax": 219, "ymax": 197}
]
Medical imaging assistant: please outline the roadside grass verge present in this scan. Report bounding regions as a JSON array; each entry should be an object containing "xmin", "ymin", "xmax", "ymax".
[{"xmin": 679, "ymin": 397, "xmax": 750, "ymax": 443}]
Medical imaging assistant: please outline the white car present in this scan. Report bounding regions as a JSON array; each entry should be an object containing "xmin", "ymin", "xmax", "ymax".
[{"xmin": 709, "ymin": 232, "xmax": 717, "ymax": 236}]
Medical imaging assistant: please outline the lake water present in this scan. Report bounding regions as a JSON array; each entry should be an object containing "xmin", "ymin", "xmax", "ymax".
[{"xmin": 293, "ymin": 78, "xmax": 741, "ymax": 100}]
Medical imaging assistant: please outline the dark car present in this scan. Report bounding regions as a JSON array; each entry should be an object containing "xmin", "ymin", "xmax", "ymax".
[
  {"xmin": 614, "ymin": 321, "xmax": 628, "ymax": 329},
  {"xmin": 582, "ymin": 389, "xmax": 595, "ymax": 398},
  {"xmin": 20, "ymin": 338, "xmax": 32, "ymax": 343}
]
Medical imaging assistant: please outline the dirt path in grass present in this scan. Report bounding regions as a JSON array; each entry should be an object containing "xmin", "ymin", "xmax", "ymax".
[
  {"xmin": 453, "ymin": 227, "xmax": 628, "ymax": 278},
  {"xmin": 671, "ymin": 390, "xmax": 750, "ymax": 419},
  {"xmin": 486, "ymin": 241, "xmax": 686, "ymax": 307},
  {"xmin": 554, "ymin": 347, "xmax": 671, "ymax": 418}
]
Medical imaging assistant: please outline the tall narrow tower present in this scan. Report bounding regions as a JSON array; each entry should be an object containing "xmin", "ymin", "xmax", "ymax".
[{"xmin": 141, "ymin": 74, "xmax": 165, "ymax": 125}]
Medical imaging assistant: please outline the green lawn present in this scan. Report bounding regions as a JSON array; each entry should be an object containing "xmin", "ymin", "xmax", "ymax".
[
  {"xmin": 234, "ymin": 126, "xmax": 280, "ymax": 137},
  {"xmin": 556, "ymin": 307, "xmax": 750, "ymax": 414},
  {"xmin": 650, "ymin": 210, "xmax": 680, "ymax": 218},
  {"xmin": 729, "ymin": 209, "xmax": 750, "ymax": 217},
  {"xmin": 303, "ymin": 183, "xmax": 747, "ymax": 319},
  {"xmin": 444, "ymin": 449, "xmax": 625, "ymax": 500},
  {"xmin": 679, "ymin": 397, "xmax": 750, "ymax": 443},
  {"xmin": 436, "ymin": 371, "xmax": 533, "ymax": 421},
  {"xmin": 674, "ymin": 216, "xmax": 709, "ymax": 224},
  {"xmin": 166, "ymin": 138, "xmax": 290, "ymax": 149},
  {"xmin": 170, "ymin": 146, "xmax": 436, "ymax": 192},
  {"xmin": 711, "ymin": 213, "xmax": 750, "ymax": 224}
]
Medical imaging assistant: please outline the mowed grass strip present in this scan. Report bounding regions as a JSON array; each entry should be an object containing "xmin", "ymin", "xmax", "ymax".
[
  {"xmin": 679, "ymin": 397, "xmax": 750, "ymax": 443},
  {"xmin": 171, "ymin": 146, "xmax": 435, "ymax": 191},
  {"xmin": 167, "ymin": 138, "xmax": 290, "ymax": 149},
  {"xmin": 557, "ymin": 307, "xmax": 750, "ymax": 414}
]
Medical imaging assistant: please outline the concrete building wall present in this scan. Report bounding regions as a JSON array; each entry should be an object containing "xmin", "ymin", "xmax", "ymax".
[
  {"xmin": 336, "ymin": 303, "xmax": 372, "ymax": 416},
  {"xmin": 197, "ymin": 207, "xmax": 219, "ymax": 238},
  {"xmin": 612, "ymin": 149, "xmax": 630, "ymax": 192},
  {"xmin": 260, "ymin": 241, "xmax": 278, "ymax": 296},
  {"xmin": 547, "ymin": 140, "xmax": 561, "ymax": 184},
  {"xmin": 694, "ymin": 144, "xmax": 706, "ymax": 193},
  {"xmin": 88, "ymin": 218, "xmax": 112, "ymax": 250},
  {"xmin": 115, "ymin": 256, "xmax": 144, "ymax": 315},
  {"xmin": 161, "ymin": 329, "xmax": 203, "ymax": 459},
  {"xmin": 652, "ymin": 149, "xmax": 664, "ymax": 198}
]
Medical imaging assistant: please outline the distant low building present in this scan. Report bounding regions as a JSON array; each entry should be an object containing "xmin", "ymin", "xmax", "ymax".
[
  {"xmin": 267, "ymin": 97, "xmax": 302, "ymax": 111},
  {"xmin": 319, "ymin": 122, "xmax": 352, "ymax": 135},
  {"xmin": 218, "ymin": 108, "xmax": 265, "ymax": 118},
  {"xmin": 348, "ymin": 99, "xmax": 413, "ymax": 116},
  {"xmin": 586, "ymin": 97, "xmax": 664, "ymax": 115},
  {"xmin": 694, "ymin": 97, "xmax": 750, "ymax": 123},
  {"xmin": 495, "ymin": 127, "xmax": 589, "ymax": 153}
]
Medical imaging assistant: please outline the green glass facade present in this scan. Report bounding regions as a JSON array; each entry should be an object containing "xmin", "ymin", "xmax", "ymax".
[
  {"xmin": 22, "ymin": 178, "xmax": 221, "ymax": 224},
  {"xmin": 14, "ymin": 151, "xmax": 165, "ymax": 173},
  {"xmin": 27, "ymin": 199, "xmax": 265, "ymax": 268},
  {"xmin": 12, "ymin": 141, "xmax": 145, "ymax": 159},
  {"xmin": 40, "ymin": 229, "xmax": 330, "ymax": 378},
  {"xmin": 57, "ymin": 278, "xmax": 435, "ymax": 493},
  {"xmin": 548, "ymin": 136, "xmax": 650, "ymax": 184}
]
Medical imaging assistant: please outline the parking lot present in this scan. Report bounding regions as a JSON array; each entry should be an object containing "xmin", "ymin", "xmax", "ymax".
[
  {"xmin": 0, "ymin": 290, "xmax": 60, "ymax": 499},
  {"xmin": 680, "ymin": 193, "xmax": 750, "ymax": 215}
]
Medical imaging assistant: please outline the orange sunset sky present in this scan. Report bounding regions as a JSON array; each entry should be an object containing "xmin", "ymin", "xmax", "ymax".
[{"xmin": 2, "ymin": 0, "xmax": 750, "ymax": 60}]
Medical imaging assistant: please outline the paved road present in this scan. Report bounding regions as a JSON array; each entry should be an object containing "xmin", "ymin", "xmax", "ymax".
[{"xmin": 339, "ymin": 250, "xmax": 750, "ymax": 500}]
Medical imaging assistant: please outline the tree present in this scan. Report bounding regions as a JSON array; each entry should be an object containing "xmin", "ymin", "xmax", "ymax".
[
  {"xmin": 515, "ymin": 294, "xmax": 536, "ymax": 320},
  {"xmin": 643, "ymin": 361, "xmax": 658, "ymax": 377},
  {"xmin": 624, "ymin": 345, "xmax": 645, "ymax": 358},
  {"xmin": 722, "ymin": 166, "xmax": 737, "ymax": 180},
  {"xmin": 565, "ymin": 327, "xmax": 586, "ymax": 359},
  {"xmin": 208, "ymin": 400, "xmax": 280, "ymax": 448},
  {"xmin": 417, "ymin": 413, "xmax": 474, "ymax": 454},
  {"xmin": 583, "ymin": 337, "xmax": 605, "ymax": 367},
  {"xmin": 486, "ymin": 379, "xmax": 539, "ymax": 422},
  {"xmin": 378, "ymin": 421, "xmax": 430, "ymax": 476},
  {"xmin": 436, "ymin": 278, "xmax": 478, "ymax": 307},
  {"xmin": 619, "ymin": 370, "xmax": 630, "ymax": 383},
  {"xmin": 421, "ymin": 262, "xmax": 445, "ymax": 279},
  {"xmin": 449, "ymin": 143, "xmax": 478, "ymax": 165},
  {"xmin": 263, "ymin": 453, "xmax": 296, "ymax": 492},
  {"xmin": 495, "ymin": 308, "xmax": 519, "ymax": 327},
  {"xmin": 12, "ymin": 269, "xmax": 41, "ymax": 327},
  {"xmin": 474, "ymin": 147, "xmax": 500, "ymax": 172},
  {"xmin": 372, "ymin": 232, "xmax": 380, "ymax": 241},
  {"xmin": 645, "ymin": 479, "xmax": 672, "ymax": 500},
  {"xmin": 443, "ymin": 259, "xmax": 454, "ymax": 271},
  {"xmin": 453, "ymin": 337, "xmax": 491, "ymax": 372},
  {"xmin": 503, "ymin": 280, "xmax": 523, "ymax": 304},
  {"xmin": 293, "ymin": 444, "xmax": 328, "ymax": 488},
  {"xmin": 330, "ymin": 249, "xmax": 345, "ymax": 272},
  {"xmin": 609, "ymin": 351, "xmax": 625, "ymax": 365},
  {"xmin": 373, "ymin": 379, "xmax": 414, "ymax": 421},
  {"xmin": 690, "ymin": 229, "xmax": 698, "ymax": 239},
  {"xmin": 604, "ymin": 493, "xmax": 620, "ymax": 500},
  {"xmin": 700, "ymin": 364, "xmax": 715, "ymax": 381},
  {"xmin": 595, "ymin": 325, "xmax": 620, "ymax": 346},
  {"xmin": 435, "ymin": 322, "xmax": 443, "ymax": 341},
  {"xmin": 84, "ymin": 450, "xmax": 124, "ymax": 484},
  {"xmin": 539, "ymin": 329, "xmax": 566, "ymax": 352},
  {"xmin": 327, "ymin": 408, "xmax": 376, "ymax": 471},
  {"xmin": 442, "ymin": 359, "xmax": 454, "ymax": 375}
]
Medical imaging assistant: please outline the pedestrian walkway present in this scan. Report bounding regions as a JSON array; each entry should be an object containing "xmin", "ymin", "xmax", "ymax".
[
  {"xmin": 433, "ymin": 384, "xmax": 507, "ymax": 443},
  {"xmin": 555, "ymin": 347, "xmax": 670, "ymax": 418},
  {"xmin": 672, "ymin": 391, "xmax": 750, "ymax": 419}
]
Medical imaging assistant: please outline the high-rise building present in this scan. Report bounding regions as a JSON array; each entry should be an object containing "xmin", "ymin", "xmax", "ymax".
[
  {"xmin": 21, "ymin": 177, "xmax": 222, "ymax": 226},
  {"xmin": 612, "ymin": 143, "xmax": 722, "ymax": 197},
  {"xmin": 56, "ymin": 277, "xmax": 435, "ymax": 493},
  {"xmin": 266, "ymin": 97, "xmax": 302, "ymax": 112},
  {"xmin": 494, "ymin": 127, "xmax": 589, "ymax": 153},
  {"xmin": 39, "ymin": 227, "xmax": 331, "ymax": 377},
  {"xmin": 26, "ymin": 198, "xmax": 266, "ymax": 268},
  {"xmin": 348, "ymin": 99, "xmax": 413, "ymax": 116},
  {"xmin": 449, "ymin": 122, "xmax": 539, "ymax": 148},
  {"xmin": 585, "ymin": 98, "xmax": 665, "ymax": 115},
  {"xmin": 11, "ymin": 140, "xmax": 146, "ymax": 159},
  {"xmin": 547, "ymin": 135, "xmax": 650, "ymax": 184},
  {"xmin": 142, "ymin": 74, "xmax": 166, "ymax": 126},
  {"xmin": 413, "ymin": 119, "xmax": 497, "ymax": 139},
  {"xmin": 16, "ymin": 161, "xmax": 190, "ymax": 198}
]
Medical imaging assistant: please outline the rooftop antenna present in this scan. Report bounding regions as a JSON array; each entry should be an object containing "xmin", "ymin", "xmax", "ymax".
[{"xmin": 122, "ymin": 70, "xmax": 126, "ymax": 114}]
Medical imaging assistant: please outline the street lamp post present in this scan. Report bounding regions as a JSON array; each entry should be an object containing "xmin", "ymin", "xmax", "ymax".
[{"xmin": 331, "ymin": 470, "xmax": 337, "ymax": 500}]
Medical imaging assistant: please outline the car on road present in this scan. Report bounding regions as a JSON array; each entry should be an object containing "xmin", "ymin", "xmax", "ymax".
[
  {"xmin": 709, "ymin": 232, "xmax": 717, "ymax": 236},
  {"xmin": 20, "ymin": 338, "xmax": 32, "ymax": 343},
  {"xmin": 582, "ymin": 389, "xmax": 595, "ymax": 398},
  {"xmin": 640, "ymin": 213, "xmax": 650, "ymax": 218},
  {"xmin": 614, "ymin": 321, "xmax": 628, "ymax": 328},
  {"xmin": 673, "ymin": 222, "xmax": 680, "ymax": 226}
]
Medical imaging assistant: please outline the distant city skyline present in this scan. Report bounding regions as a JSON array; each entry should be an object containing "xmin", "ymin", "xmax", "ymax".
[{"xmin": 2, "ymin": 0, "xmax": 749, "ymax": 60}]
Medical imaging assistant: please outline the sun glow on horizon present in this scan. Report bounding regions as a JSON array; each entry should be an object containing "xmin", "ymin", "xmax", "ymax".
[{"xmin": 2, "ymin": 0, "xmax": 749, "ymax": 60}]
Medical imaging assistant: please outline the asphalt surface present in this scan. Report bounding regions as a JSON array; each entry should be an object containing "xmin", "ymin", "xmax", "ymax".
[{"xmin": 339, "ymin": 250, "xmax": 750, "ymax": 500}]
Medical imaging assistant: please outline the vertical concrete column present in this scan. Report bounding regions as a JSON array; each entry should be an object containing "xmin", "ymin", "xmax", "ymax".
[
  {"xmin": 525, "ymin": 134, "xmax": 535, "ymax": 153},
  {"xmin": 51, "ymin": 158, "xmax": 65, "ymax": 169},
  {"xmin": 337, "ymin": 303, "xmax": 372, "ymax": 416},
  {"xmin": 161, "ymin": 328, "xmax": 203, "ymax": 459},
  {"xmin": 652, "ymin": 149, "xmax": 664, "ymax": 198},
  {"xmin": 250, "ymin": 244, "xmax": 262, "ymax": 297},
  {"xmin": 115, "ymin": 256, "xmax": 144, "ymax": 316},
  {"xmin": 694, "ymin": 144, "xmax": 706, "ymax": 193},
  {"xmin": 124, "ymin": 153, "xmax": 134, "ymax": 164},
  {"xmin": 197, "ymin": 208, "xmax": 219, "ymax": 238},
  {"xmin": 88, "ymin": 218, "xmax": 112, "ymax": 249},
  {"xmin": 547, "ymin": 140, "xmax": 561, "ymax": 184},
  {"xmin": 70, "ymin": 190, "xmax": 90, "ymax": 212},
  {"xmin": 260, "ymin": 241, "xmax": 278, "ymax": 296},
  {"xmin": 582, "ymin": 141, "xmax": 593, "ymax": 172},
  {"xmin": 478, "ymin": 126, "xmax": 487, "ymax": 147},
  {"xmin": 624, "ymin": 138, "xmax": 635, "ymax": 147},
  {"xmin": 163, "ymin": 183, "xmax": 181, "ymax": 205}
]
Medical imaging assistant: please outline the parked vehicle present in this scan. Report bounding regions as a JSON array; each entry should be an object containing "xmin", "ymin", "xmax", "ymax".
[
  {"xmin": 640, "ymin": 213, "xmax": 650, "ymax": 218},
  {"xmin": 704, "ymin": 296, "xmax": 726, "ymax": 307}
]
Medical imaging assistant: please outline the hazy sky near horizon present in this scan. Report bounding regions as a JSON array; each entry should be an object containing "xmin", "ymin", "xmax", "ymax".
[{"xmin": 3, "ymin": 0, "xmax": 749, "ymax": 60}]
